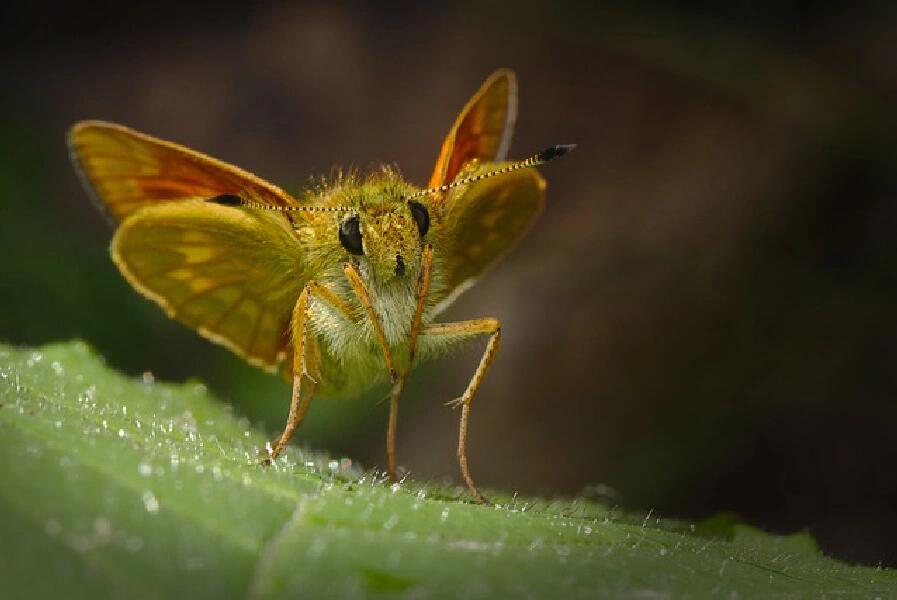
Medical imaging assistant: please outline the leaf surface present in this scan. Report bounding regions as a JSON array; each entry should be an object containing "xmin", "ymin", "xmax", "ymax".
[{"xmin": 0, "ymin": 341, "xmax": 893, "ymax": 599}]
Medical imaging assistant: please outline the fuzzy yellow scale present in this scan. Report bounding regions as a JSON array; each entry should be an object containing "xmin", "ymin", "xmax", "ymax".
[{"xmin": 68, "ymin": 68, "xmax": 572, "ymax": 503}]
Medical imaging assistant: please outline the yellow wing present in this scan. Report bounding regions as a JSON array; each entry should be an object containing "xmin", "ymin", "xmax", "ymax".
[
  {"xmin": 111, "ymin": 202, "xmax": 305, "ymax": 371},
  {"xmin": 436, "ymin": 165, "xmax": 545, "ymax": 311},
  {"xmin": 69, "ymin": 120, "xmax": 298, "ymax": 223},
  {"xmin": 428, "ymin": 69, "xmax": 517, "ymax": 190}
]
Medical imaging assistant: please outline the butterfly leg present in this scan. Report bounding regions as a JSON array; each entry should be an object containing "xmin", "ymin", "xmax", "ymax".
[
  {"xmin": 382, "ymin": 244, "xmax": 435, "ymax": 481},
  {"xmin": 343, "ymin": 262, "xmax": 409, "ymax": 480},
  {"xmin": 343, "ymin": 264, "xmax": 398, "ymax": 381},
  {"xmin": 419, "ymin": 318, "xmax": 501, "ymax": 504},
  {"xmin": 343, "ymin": 244, "xmax": 433, "ymax": 483},
  {"xmin": 264, "ymin": 281, "xmax": 354, "ymax": 464},
  {"xmin": 406, "ymin": 243, "xmax": 434, "ymax": 367}
]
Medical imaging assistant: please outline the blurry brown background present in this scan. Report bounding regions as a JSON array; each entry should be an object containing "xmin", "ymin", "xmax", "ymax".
[{"xmin": 3, "ymin": 1, "xmax": 897, "ymax": 566}]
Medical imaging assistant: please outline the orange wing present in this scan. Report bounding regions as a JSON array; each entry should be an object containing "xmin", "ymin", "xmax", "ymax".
[
  {"xmin": 68, "ymin": 120, "xmax": 298, "ymax": 223},
  {"xmin": 428, "ymin": 69, "xmax": 517, "ymax": 190},
  {"xmin": 434, "ymin": 164, "xmax": 545, "ymax": 312},
  {"xmin": 111, "ymin": 202, "xmax": 306, "ymax": 371}
]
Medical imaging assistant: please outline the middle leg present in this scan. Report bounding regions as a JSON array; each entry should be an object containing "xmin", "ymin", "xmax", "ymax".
[{"xmin": 419, "ymin": 317, "xmax": 501, "ymax": 504}]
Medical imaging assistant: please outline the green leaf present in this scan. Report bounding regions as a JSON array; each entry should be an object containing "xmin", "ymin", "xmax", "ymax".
[{"xmin": 0, "ymin": 341, "xmax": 894, "ymax": 599}]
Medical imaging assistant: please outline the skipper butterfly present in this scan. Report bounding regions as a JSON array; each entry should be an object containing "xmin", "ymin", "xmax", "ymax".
[{"xmin": 69, "ymin": 69, "xmax": 572, "ymax": 502}]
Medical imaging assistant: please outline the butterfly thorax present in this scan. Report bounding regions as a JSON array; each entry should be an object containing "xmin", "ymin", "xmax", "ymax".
[{"xmin": 289, "ymin": 170, "xmax": 448, "ymax": 390}]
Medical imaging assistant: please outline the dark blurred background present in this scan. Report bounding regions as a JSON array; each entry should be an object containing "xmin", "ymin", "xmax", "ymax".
[{"xmin": 3, "ymin": 1, "xmax": 897, "ymax": 567}]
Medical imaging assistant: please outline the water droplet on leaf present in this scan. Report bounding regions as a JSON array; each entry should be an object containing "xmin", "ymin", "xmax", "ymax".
[{"xmin": 142, "ymin": 491, "xmax": 159, "ymax": 514}]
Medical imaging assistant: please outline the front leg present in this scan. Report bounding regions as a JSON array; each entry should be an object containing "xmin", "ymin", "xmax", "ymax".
[
  {"xmin": 407, "ymin": 243, "xmax": 434, "ymax": 369},
  {"xmin": 420, "ymin": 318, "xmax": 501, "ymax": 504},
  {"xmin": 342, "ymin": 246, "xmax": 434, "ymax": 481},
  {"xmin": 342, "ymin": 262, "xmax": 401, "ymax": 480},
  {"xmin": 343, "ymin": 263, "xmax": 398, "ymax": 382},
  {"xmin": 384, "ymin": 244, "xmax": 434, "ymax": 481}
]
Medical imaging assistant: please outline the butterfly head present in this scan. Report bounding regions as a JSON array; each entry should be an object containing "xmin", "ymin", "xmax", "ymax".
[{"xmin": 337, "ymin": 182, "xmax": 431, "ymax": 282}]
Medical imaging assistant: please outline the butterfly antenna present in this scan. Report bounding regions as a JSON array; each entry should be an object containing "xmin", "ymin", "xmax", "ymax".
[
  {"xmin": 403, "ymin": 143, "xmax": 576, "ymax": 202},
  {"xmin": 207, "ymin": 194, "xmax": 351, "ymax": 213}
]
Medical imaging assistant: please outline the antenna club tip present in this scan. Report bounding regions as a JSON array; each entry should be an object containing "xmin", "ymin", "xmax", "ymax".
[{"xmin": 537, "ymin": 144, "xmax": 576, "ymax": 163}]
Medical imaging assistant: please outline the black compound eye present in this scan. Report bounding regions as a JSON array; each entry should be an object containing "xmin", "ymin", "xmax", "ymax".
[
  {"xmin": 339, "ymin": 215, "xmax": 364, "ymax": 255},
  {"xmin": 409, "ymin": 201, "xmax": 430, "ymax": 237}
]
